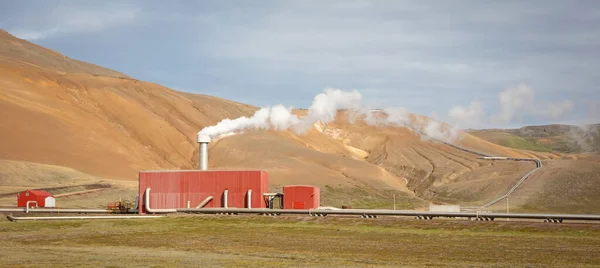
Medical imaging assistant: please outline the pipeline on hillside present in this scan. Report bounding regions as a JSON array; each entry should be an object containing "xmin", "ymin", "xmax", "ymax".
[{"xmin": 411, "ymin": 128, "xmax": 543, "ymax": 209}]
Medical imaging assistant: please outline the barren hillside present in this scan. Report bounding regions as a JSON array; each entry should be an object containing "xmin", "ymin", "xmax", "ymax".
[
  {"xmin": 1, "ymin": 29, "xmax": 598, "ymax": 212},
  {"xmin": 0, "ymin": 29, "xmax": 129, "ymax": 78},
  {"xmin": 0, "ymin": 30, "xmax": 257, "ymax": 180}
]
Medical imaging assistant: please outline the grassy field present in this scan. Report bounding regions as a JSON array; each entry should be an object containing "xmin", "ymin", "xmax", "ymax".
[
  {"xmin": 1, "ymin": 215, "xmax": 600, "ymax": 267},
  {"xmin": 468, "ymin": 131, "xmax": 554, "ymax": 153}
]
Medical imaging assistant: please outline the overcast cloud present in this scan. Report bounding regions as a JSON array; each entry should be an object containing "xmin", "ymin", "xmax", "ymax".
[{"xmin": 1, "ymin": 0, "xmax": 598, "ymax": 128}]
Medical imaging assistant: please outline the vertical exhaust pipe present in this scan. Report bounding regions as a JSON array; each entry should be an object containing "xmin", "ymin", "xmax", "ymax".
[
  {"xmin": 247, "ymin": 189, "xmax": 252, "ymax": 209},
  {"xmin": 197, "ymin": 133, "xmax": 211, "ymax": 170}
]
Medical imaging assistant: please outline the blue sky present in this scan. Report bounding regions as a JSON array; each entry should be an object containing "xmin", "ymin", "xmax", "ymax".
[{"xmin": 1, "ymin": 0, "xmax": 598, "ymax": 129}]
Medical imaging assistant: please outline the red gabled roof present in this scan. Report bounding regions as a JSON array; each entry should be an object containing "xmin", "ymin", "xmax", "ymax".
[{"xmin": 23, "ymin": 190, "xmax": 53, "ymax": 197}]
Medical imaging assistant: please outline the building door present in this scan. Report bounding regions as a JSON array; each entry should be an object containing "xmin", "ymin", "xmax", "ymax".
[{"xmin": 45, "ymin": 197, "xmax": 56, "ymax": 207}]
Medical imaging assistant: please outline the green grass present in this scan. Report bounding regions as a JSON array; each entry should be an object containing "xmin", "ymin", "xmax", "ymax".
[
  {"xmin": 495, "ymin": 134, "xmax": 553, "ymax": 152},
  {"xmin": 1, "ymin": 215, "xmax": 600, "ymax": 267},
  {"xmin": 470, "ymin": 125, "xmax": 600, "ymax": 153}
]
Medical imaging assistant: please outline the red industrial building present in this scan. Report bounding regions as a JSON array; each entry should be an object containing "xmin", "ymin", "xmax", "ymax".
[
  {"xmin": 17, "ymin": 190, "xmax": 56, "ymax": 207},
  {"xmin": 138, "ymin": 134, "xmax": 321, "ymax": 214},
  {"xmin": 138, "ymin": 170, "xmax": 269, "ymax": 214},
  {"xmin": 283, "ymin": 185, "xmax": 320, "ymax": 209}
]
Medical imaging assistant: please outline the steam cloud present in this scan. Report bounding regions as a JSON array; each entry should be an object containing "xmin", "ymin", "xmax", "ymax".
[
  {"xmin": 492, "ymin": 83, "xmax": 574, "ymax": 124},
  {"xmin": 362, "ymin": 108, "xmax": 461, "ymax": 142},
  {"xmin": 198, "ymin": 88, "xmax": 362, "ymax": 139},
  {"xmin": 448, "ymin": 101, "xmax": 485, "ymax": 129},
  {"xmin": 199, "ymin": 84, "xmax": 578, "ymax": 144},
  {"xmin": 449, "ymin": 83, "xmax": 576, "ymax": 129},
  {"xmin": 199, "ymin": 88, "xmax": 462, "ymax": 143},
  {"xmin": 566, "ymin": 101, "xmax": 600, "ymax": 152}
]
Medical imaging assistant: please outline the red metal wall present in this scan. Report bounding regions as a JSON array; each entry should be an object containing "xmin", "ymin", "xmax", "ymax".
[
  {"xmin": 283, "ymin": 185, "xmax": 320, "ymax": 209},
  {"xmin": 139, "ymin": 170, "xmax": 269, "ymax": 214},
  {"xmin": 17, "ymin": 190, "xmax": 52, "ymax": 207}
]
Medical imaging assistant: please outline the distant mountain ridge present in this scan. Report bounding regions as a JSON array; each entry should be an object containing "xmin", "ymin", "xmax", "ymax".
[
  {"xmin": 469, "ymin": 123, "xmax": 600, "ymax": 154},
  {"xmin": 0, "ymin": 29, "xmax": 130, "ymax": 78}
]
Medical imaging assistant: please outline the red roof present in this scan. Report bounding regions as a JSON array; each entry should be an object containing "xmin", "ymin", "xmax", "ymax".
[{"xmin": 23, "ymin": 190, "xmax": 53, "ymax": 197}]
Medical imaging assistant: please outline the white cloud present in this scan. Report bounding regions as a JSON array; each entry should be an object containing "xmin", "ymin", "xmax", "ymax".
[{"xmin": 1, "ymin": 1, "xmax": 596, "ymax": 128}]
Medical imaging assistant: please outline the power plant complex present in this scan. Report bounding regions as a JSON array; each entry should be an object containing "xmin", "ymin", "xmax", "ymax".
[
  {"xmin": 138, "ymin": 134, "xmax": 321, "ymax": 214},
  {"xmin": 3, "ymin": 131, "xmax": 600, "ymax": 224}
]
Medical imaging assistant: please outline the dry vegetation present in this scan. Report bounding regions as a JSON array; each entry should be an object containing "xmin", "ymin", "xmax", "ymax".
[{"xmin": 1, "ymin": 215, "xmax": 600, "ymax": 267}]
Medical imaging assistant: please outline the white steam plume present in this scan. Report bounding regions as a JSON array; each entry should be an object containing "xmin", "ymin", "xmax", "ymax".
[
  {"xmin": 362, "ymin": 108, "xmax": 461, "ymax": 143},
  {"xmin": 200, "ymin": 87, "xmax": 468, "ymax": 143},
  {"xmin": 448, "ymin": 101, "xmax": 485, "ymax": 129},
  {"xmin": 532, "ymin": 100, "xmax": 575, "ymax": 120},
  {"xmin": 491, "ymin": 83, "xmax": 534, "ymax": 125},
  {"xmin": 198, "ymin": 88, "xmax": 362, "ymax": 139},
  {"xmin": 490, "ymin": 83, "xmax": 574, "ymax": 124},
  {"xmin": 199, "ymin": 84, "xmax": 579, "ymax": 144},
  {"xmin": 566, "ymin": 101, "xmax": 599, "ymax": 152}
]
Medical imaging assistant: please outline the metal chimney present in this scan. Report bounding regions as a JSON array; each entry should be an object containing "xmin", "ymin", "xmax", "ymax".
[{"xmin": 197, "ymin": 133, "xmax": 211, "ymax": 170}]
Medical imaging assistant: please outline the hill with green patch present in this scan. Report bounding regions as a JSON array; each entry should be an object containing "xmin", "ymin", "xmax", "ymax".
[{"xmin": 469, "ymin": 124, "xmax": 600, "ymax": 154}]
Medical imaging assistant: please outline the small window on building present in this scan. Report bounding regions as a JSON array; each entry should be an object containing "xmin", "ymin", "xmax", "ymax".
[{"xmin": 25, "ymin": 192, "xmax": 29, "ymax": 196}]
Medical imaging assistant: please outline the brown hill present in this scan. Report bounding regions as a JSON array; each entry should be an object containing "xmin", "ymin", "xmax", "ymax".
[
  {"xmin": 0, "ymin": 29, "xmax": 129, "ymax": 78},
  {"xmin": 0, "ymin": 29, "xmax": 598, "ymax": 212}
]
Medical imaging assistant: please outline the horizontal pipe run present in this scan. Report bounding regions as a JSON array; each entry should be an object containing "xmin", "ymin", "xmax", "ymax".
[
  {"xmin": 0, "ymin": 208, "xmax": 26, "ymax": 213},
  {"xmin": 6, "ymin": 206, "xmax": 599, "ymax": 222},
  {"xmin": 175, "ymin": 208, "xmax": 600, "ymax": 221},
  {"xmin": 178, "ymin": 208, "xmax": 307, "ymax": 214},
  {"xmin": 0, "ymin": 208, "xmax": 112, "ymax": 213},
  {"xmin": 7, "ymin": 215, "xmax": 163, "ymax": 222},
  {"xmin": 479, "ymin": 157, "xmax": 508, "ymax": 160}
]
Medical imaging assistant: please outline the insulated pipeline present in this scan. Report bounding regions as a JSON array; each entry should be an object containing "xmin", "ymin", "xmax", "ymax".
[
  {"xmin": 0, "ymin": 208, "xmax": 112, "ymax": 213},
  {"xmin": 418, "ymin": 129, "xmax": 543, "ymax": 208},
  {"xmin": 175, "ymin": 207, "xmax": 600, "ymax": 221},
  {"xmin": 7, "ymin": 215, "xmax": 163, "ymax": 222}
]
